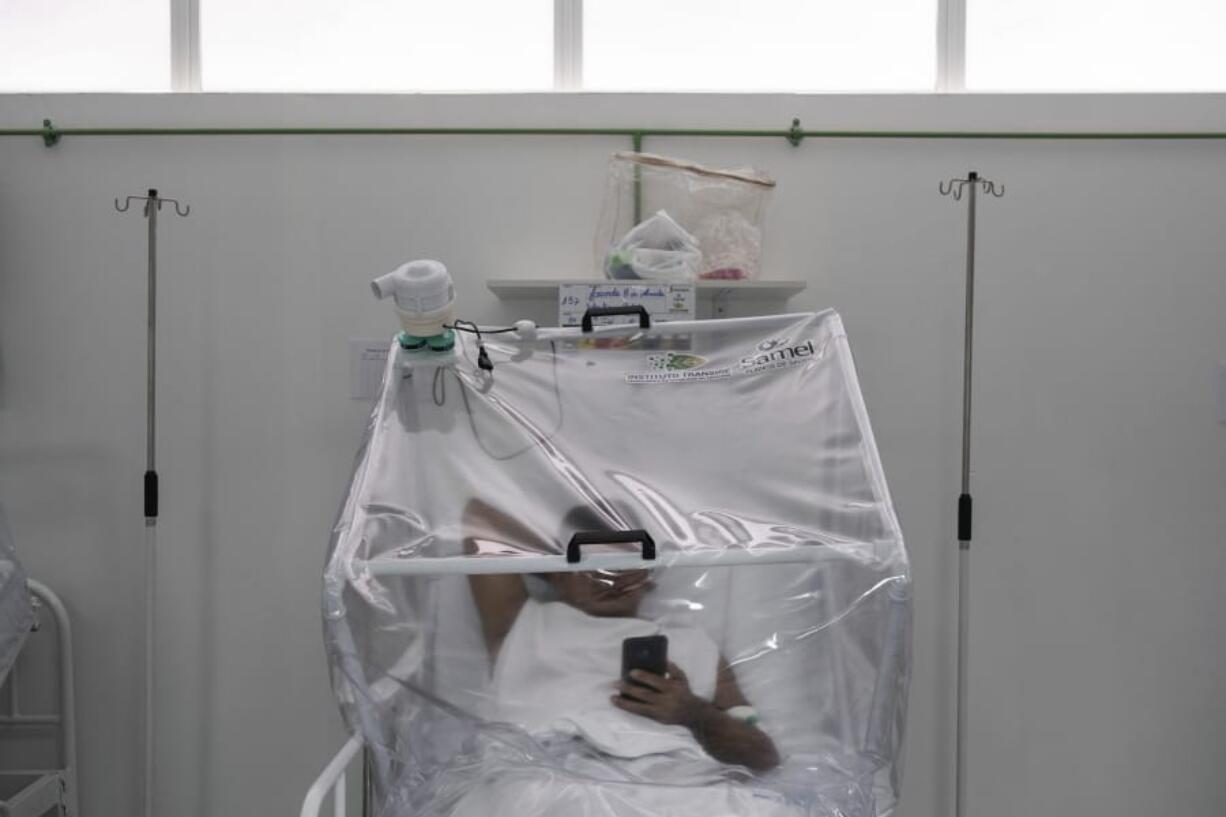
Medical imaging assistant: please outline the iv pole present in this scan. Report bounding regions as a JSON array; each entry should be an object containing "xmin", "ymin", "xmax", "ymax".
[
  {"xmin": 114, "ymin": 189, "xmax": 190, "ymax": 817},
  {"xmin": 939, "ymin": 171, "xmax": 1002, "ymax": 817}
]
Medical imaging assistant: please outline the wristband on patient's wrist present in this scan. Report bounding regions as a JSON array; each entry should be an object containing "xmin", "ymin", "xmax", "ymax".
[{"xmin": 725, "ymin": 705, "xmax": 760, "ymax": 726}]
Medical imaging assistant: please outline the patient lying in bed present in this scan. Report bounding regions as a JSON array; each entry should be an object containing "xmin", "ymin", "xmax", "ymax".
[{"xmin": 463, "ymin": 499, "xmax": 779, "ymax": 775}]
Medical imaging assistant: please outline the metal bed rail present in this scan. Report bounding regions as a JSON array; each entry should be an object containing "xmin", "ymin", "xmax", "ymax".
[
  {"xmin": 0, "ymin": 579, "xmax": 78, "ymax": 817},
  {"xmin": 299, "ymin": 735, "xmax": 362, "ymax": 817}
]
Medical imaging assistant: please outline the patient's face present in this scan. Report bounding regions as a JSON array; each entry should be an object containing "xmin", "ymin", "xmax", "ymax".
[{"xmin": 549, "ymin": 569, "xmax": 654, "ymax": 617}]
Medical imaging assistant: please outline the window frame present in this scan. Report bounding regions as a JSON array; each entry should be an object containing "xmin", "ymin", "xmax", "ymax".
[{"xmin": 171, "ymin": 0, "xmax": 201, "ymax": 91}]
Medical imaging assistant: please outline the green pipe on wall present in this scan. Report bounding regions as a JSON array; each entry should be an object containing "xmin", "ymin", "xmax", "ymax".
[
  {"xmin": 11, "ymin": 115, "xmax": 1223, "ymax": 227},
  {"xmin": 5, "ymin": 118, "xmax": 1226, "ymax": 148}
]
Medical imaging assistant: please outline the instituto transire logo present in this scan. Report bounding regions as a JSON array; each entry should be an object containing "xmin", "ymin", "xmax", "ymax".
[{"xmin": 647, "ymin": 352, "xmax": 708, "ymax": 371}]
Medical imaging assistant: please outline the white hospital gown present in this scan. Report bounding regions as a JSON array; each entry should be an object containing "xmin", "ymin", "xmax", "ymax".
[
  {"xmin": 447, "ymin": 600, "xmax": 800, "ymax": 817},
  {"xmin": 491, "ymin": 599, "xmax": 719, "ymax": 759}
]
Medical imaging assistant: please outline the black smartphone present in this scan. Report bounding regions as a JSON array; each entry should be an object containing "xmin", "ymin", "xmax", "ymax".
[{"xmin": 621, "ymin": 635, "xmax": 668, "ymax": 685}]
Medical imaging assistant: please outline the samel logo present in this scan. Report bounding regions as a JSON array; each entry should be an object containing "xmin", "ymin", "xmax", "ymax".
[{"xmin": 740, "ymin": 337, "xmax": 817, "ymax": 371}]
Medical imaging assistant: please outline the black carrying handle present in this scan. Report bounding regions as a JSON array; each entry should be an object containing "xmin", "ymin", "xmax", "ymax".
[
  {"xmin": 566, "ymin": 529, "xmax": 656, "ymax": 564},
  {"xmin": 580, "ymin": 305, "xmax": 651, "ymax": 333}
]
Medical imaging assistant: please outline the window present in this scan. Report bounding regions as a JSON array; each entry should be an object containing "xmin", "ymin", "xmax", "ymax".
[
  {"xmin": 967, "ymin": 0, "xmax": 1226, "ymax": 91},
  {"xmin": 0, "ymin": 0, "xmax": 170, "ymax": 91},
  {"xmin": 584, "ymin": 0, "xmax": 936, "ymax": 92},
  {"xmin": 200, "ymin": 0, "xmax": 553, "ymax": 92},
  {"xmin": 2, "ymin": 0, "xmax": 1226, "ymax": 93}
]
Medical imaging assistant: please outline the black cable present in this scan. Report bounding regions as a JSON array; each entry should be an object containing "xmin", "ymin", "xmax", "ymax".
[
  {"xmin": 445, "ymin": 321, "xmax": 519, "ymax": 335},
  {"xmin": 432, "ymin": 340, "xmax": 563, "ymax": 461},
  {"xmin": 447, "ymin": 319, "xmax": 498, "ymax": 370}
]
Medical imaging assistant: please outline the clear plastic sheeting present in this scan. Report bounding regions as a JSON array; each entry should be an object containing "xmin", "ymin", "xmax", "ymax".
[
  {"xmin": 0, "ymin": 505, "xmax": 34, "ymax": 685},
  {"xmin": 323, "ymin": 311, "xmax": 911, "ymax": 817}
]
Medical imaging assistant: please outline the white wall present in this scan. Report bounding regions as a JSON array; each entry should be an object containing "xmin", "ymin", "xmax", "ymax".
[{"xmin": 0, "ymin": 93, "xmax": 1224, "ymax": 817}]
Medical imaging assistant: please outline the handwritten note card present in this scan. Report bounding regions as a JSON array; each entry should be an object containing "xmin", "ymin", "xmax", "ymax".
[
  {"xmin": 349, "ymin": 338, "xmax": 390, "ymax": 401},
  {"xmin": 558, "ymin": 283, "xmax": 696, "ymax": 328}
]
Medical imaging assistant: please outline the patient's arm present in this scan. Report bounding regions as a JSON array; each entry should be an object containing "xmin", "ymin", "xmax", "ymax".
[
  {"xmin": 702, "ymin": 658, "xmax": 781, "ymax": 771},
  {"xmin": 613, "ymin": 659, "xmax": 781, "ymax": 772},
  {"xmin": 462, "ymin": 498, "xmax": 535, "ymax": 663}
]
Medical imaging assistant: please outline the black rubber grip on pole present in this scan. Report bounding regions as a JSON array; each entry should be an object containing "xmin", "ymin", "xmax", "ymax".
[
  {"xmin": 957, "ymin": 493, "xmax": 972, "ymax": 543},
  {"xmin": 566, "ymin": 529, "xmax": 656, "ymax": 564},
  {"xmin": 581, "ymin": 306, "xmax": 651, "ymax": 333},
  {"xmin": 144, "ymin": 470, "xmax": 159, "ymax": 519}
]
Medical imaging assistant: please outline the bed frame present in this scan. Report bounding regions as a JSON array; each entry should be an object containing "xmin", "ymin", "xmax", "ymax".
[
  {"xmin": 300, "ymin": 735, "xmax": 362, "ymax": 817},
  {"xmin": 0, "ymin": 580, "xmax": 78, "ymax": 817}
]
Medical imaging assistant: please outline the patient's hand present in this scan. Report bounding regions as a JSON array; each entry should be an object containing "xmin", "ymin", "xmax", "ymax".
[
  {"xmin": 612, "ymin": 662, "xmax": 703, "ymax": 727},
  {"xmin": 613, "ymin": 660, "xmax": 782, "ymax": 772}
]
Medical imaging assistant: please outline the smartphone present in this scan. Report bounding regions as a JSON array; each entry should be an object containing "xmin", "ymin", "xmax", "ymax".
[{"xmin": 621, "ymin": 635, "xmax": 668, "ymax": 685}]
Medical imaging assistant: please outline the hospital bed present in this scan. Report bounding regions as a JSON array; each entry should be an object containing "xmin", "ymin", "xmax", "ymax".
[
  {"xmin": 314, "ymin": 310, "xmax": 911, "ymax": 817},
  {"xmin": 0, "ymin": 580, "xmax": 78, "ymax": 817},
  {"xmin": 0, "ymin": 508, "xmax": 78, "ymax": 817}
]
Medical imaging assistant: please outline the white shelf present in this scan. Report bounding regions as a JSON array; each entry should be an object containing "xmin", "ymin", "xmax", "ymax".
[{"xmin": 487, "ymin": 279, "xmax": 806, "ymax": 300}]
